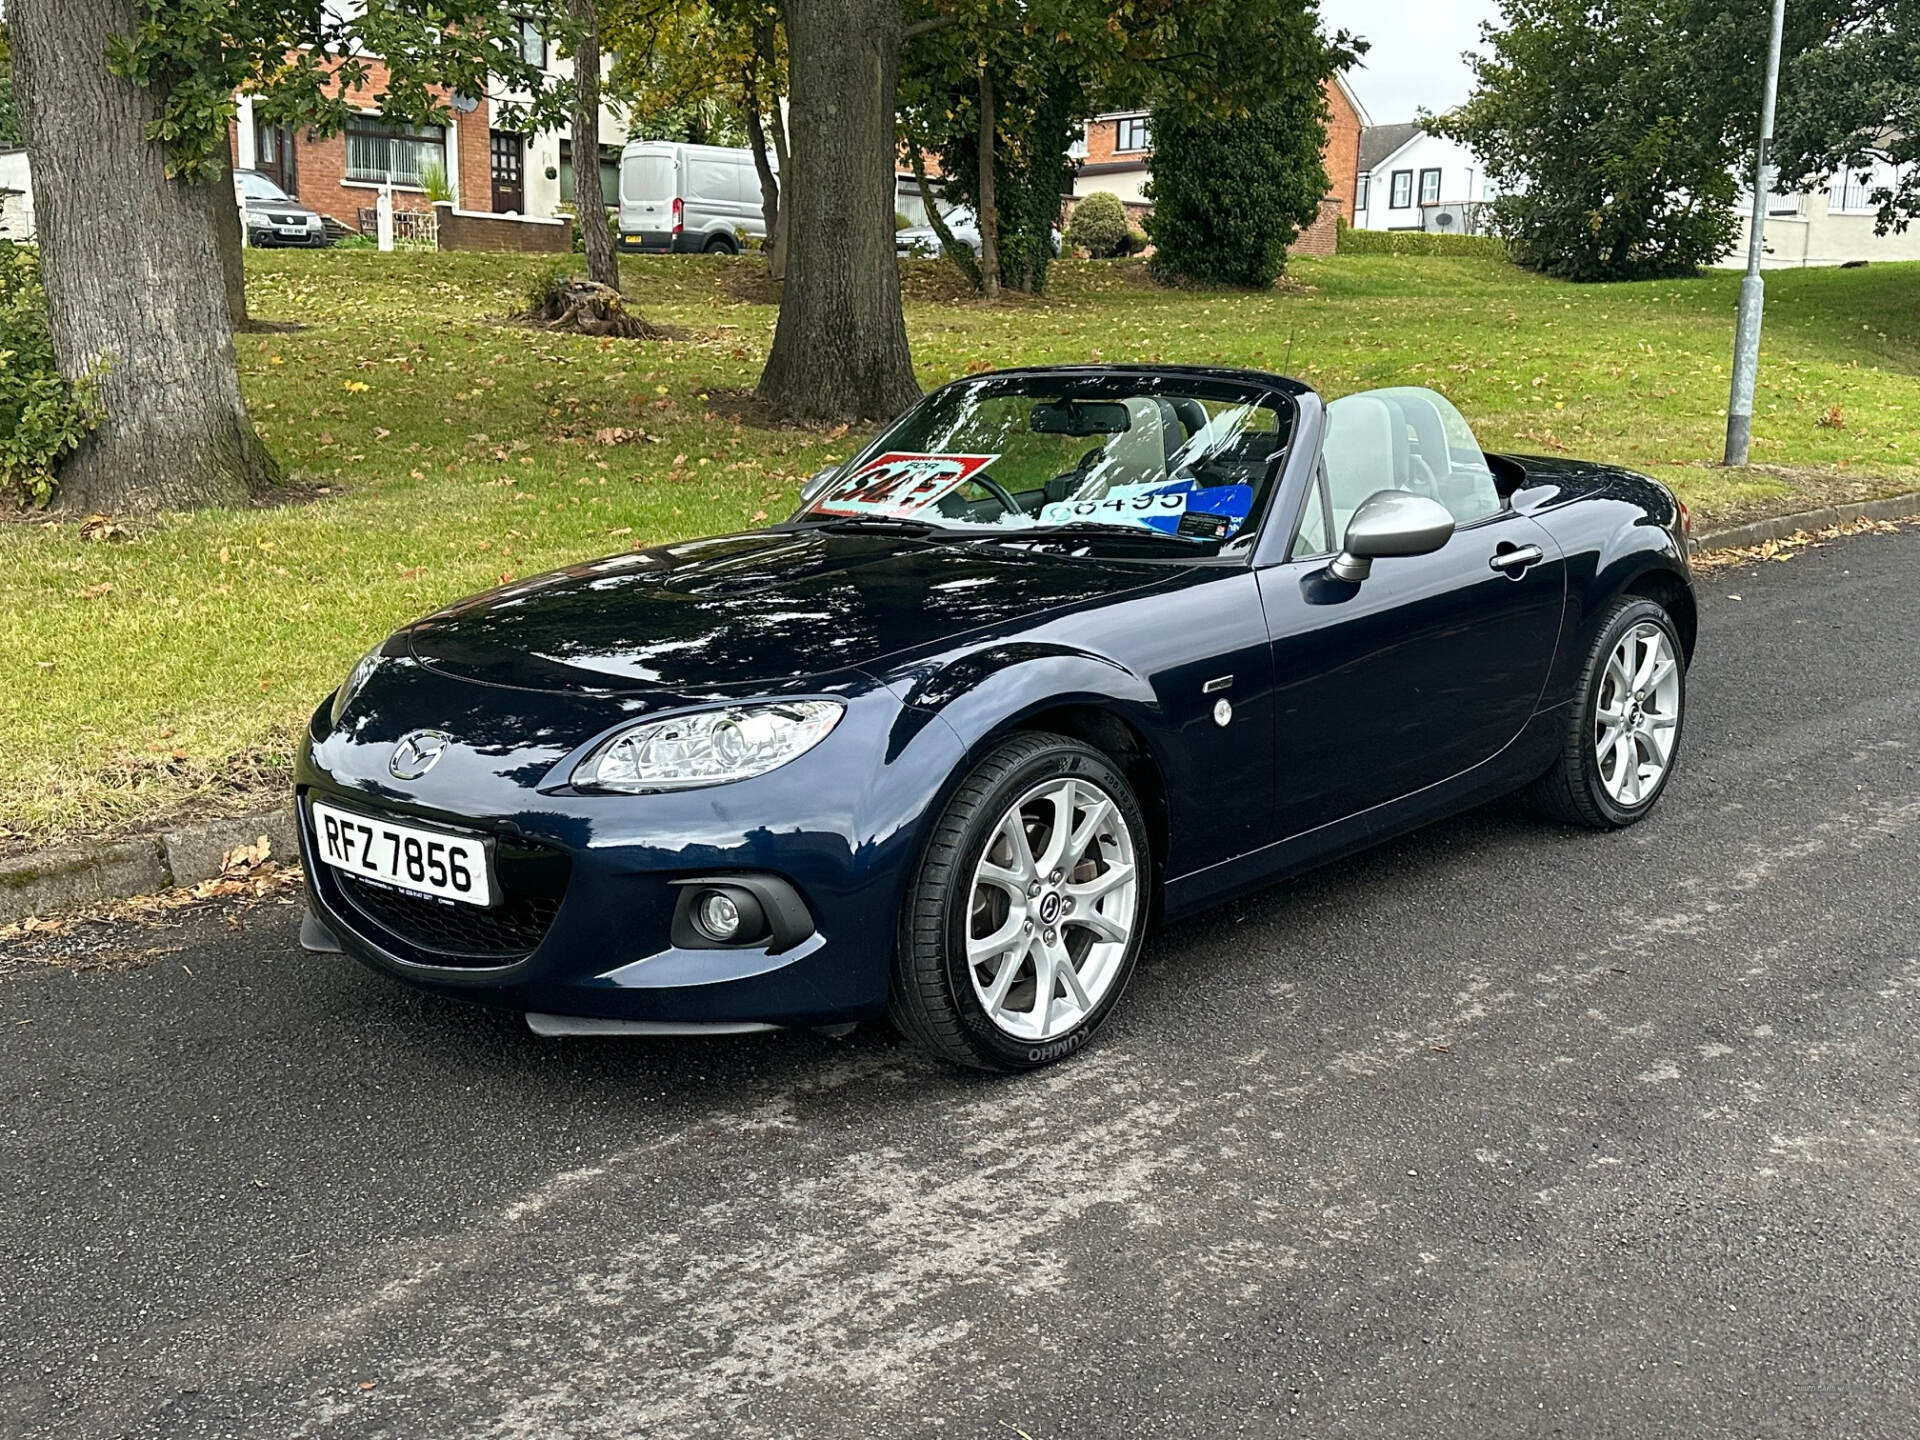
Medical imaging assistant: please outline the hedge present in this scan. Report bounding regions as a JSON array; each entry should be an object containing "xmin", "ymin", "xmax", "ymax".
[{"xmin": 1335, "ymin": 223, "xmax": 1510, "ymax": 258}]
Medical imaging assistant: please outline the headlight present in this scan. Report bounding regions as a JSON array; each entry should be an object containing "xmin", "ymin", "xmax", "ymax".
[
  {"xmin": 329, "ymin": 646, "xmax": 384, "ymax": 724},
  {"xmin": 573, "ymin": 700, "xmax": 843, "ymax": 793}
]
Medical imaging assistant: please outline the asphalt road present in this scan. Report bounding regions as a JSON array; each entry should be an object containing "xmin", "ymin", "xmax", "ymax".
[{"xmin": 5, "ymin": 525, "xmax": 1920, "ymax": 1440}]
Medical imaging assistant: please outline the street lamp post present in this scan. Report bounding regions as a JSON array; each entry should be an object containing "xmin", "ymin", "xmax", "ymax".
[{"xmin": 1724, "ymin": 0, "xmax": 1789, "ymax": 467}]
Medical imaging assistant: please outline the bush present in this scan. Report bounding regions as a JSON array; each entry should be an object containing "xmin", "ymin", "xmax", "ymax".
[
  {"xmin": 1335, "ymin": 222, "xmax": 1509, "ymax": 258},
  {"xmin": 0, "ymin": 243, "xmax": 101, "ymax": 507},
  {"xmin": 1145, "ymin": 86, "xmax": 1328, "ymax": 288},
  {"xmin": 1065, "ymin": 192, "xmax": 1130, "ymax": 258}
]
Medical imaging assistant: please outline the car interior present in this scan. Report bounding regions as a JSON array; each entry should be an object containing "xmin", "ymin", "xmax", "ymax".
[{"xmin": 924, "ymin": 394, "xmax": 1284, "ymax": 534}]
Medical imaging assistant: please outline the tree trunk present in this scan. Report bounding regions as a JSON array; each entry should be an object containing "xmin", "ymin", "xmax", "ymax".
[
  {"xmin": 743, "ymin": 75, "xmax": 781, "ymax": 269},
  {"xmin": 977, "ymin": 65, "xmax": 1000, "ymax": 300},
  {"xmin": 759, "ymin": 0, "xmax": 918, "ymax": 422},
  {"xmin": 568, "ymin": 0, "xmax": 618, "ymax": 291},
  {"xmin": 10, "ymin": 0, "xmax": 277, "ymax": 513},
  {"xmin": 208, "ymin": 145, "xmax": 250, "ymax": 331},
  {"xmin": 767, "ymin": 91, "xmax": 792, "ymax": 281},
  {"xmin": 911, "ymin": 144, "xmax": 979, "ymax": 289}
]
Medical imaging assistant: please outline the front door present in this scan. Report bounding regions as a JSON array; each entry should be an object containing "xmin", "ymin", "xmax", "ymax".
[
  {"xmin": 254, "ymin": 122, "xmax": 295, "ymax": 193},
  {"xmin": 1258, "ymin": 513, "xmax": 1566, "ymax": 840},
  {"xmin": 490, "ymin": 131, "xmax": 524, "ymax": 213}
]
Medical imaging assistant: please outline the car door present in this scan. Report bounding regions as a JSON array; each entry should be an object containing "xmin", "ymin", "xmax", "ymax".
[{"xmin": 1255, "ymin": 391, "xmax": 1566, "ymax": 840}]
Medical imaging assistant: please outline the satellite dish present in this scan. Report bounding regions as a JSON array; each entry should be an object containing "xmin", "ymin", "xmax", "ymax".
[
  {"xmin": 1432, "ymin": 210, "xmax": 1457, "ymax": 230},
  {"xmin": 451, "ymin": 93, "xmax": 480, "ymax": 115}
]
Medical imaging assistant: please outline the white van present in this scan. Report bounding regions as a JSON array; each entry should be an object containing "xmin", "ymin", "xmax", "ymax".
[{"xmin": 618, "ymin": 141, "xmax": 771, "ymax": 254}]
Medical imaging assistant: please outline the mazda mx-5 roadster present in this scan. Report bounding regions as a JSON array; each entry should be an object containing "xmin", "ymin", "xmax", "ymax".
[{"xmin": 297, "ymin": 365, "xmax": 1696, "ymax": 1070}]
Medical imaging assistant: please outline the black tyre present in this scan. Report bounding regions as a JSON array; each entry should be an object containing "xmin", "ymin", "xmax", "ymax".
[
  {"xmin": 1529, "ymin": 595, "xmax": 1687, "ymax": 829},
  {"xmin": 703, "ymin": 234, "xmax": 737, "ymax": 254},
  {"xmin": 890, "ymin": 733, "xmax": 1151, "ymax": 1072}
]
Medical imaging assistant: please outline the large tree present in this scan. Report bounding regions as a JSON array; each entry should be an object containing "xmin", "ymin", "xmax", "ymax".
[
  {"xmin": 756, "ymin": 0, "xmax": 920, "ymax": 422},
  {"xmin": 565, "ymin": 0, "xmax": 619, "ymax": 289},
  {"xmin": 14, "ymin": 0, "xmax": 623, "ymax": 511},
  {"xmin": 1147, "ymin": 76, "xmax": 1334, "ymax": 288},
  {"xmin": 1775, "ymin": 0, "xmax": 1919, "ymax": 233},
  {"xmin": 899, "ymin": 0, "xmax": 1356, "ymax": 299},
  {"xmin": 1434, "ymin": 0, "xmax": 1831, "ymax": 282},
  {"xmin": 9, "ymin": 0, "xmax": 277, "ymax": 512}
]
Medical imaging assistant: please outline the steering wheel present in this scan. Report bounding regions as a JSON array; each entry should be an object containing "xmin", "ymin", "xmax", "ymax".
[{"xmin": 973, "ymin": 473, "xmax": 1025, "ymax": 518}]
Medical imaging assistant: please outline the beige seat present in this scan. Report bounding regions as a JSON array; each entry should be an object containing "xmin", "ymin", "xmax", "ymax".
[{"xmin": 1080, "ymin": 396, "xmax": 1168, "ymax": 494}]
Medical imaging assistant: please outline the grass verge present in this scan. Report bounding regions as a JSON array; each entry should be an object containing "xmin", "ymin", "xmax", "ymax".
[{"xmin": 3, "ymin": 250, "xmax": 1916, "ymax": 845}]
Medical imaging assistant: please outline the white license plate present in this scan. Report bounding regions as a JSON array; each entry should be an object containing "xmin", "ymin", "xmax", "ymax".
[
  {"xmin": 310, "ymin": 801, "xmax": 494, "ymax": 907},
  {"xmin": 278, "ymin": 227, "xmax": 307, "ymax": 237}
]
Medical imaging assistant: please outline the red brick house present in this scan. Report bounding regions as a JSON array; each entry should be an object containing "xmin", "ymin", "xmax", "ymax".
[
  {"xmin": 229, "ymin": 38, "xmax": 611, "ymax": 247},
  {"xmin": 233, "ymin": 59, "xmax": 500, "ymax": 232},
  {"xmin": 1070, "ymin": 75, "xmax": 1370, "ymax": 256}
]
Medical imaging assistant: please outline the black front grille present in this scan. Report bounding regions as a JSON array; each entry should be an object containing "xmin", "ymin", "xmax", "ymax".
[{"xmin": 311, "ymin": 808, "xmax": 570, "ymax": 968}]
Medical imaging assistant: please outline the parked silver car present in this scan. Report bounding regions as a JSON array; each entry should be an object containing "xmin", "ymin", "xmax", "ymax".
[
  {"xmin": 236, "ymin": 170, "xmax": 329, "ymax": 248},
  {"xmin": 896, "ymin": 205, "xmax": 1060, "ymax": 260}
]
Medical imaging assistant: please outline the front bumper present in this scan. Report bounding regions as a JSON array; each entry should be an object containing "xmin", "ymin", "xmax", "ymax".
[
  {"xmin": 297, "ymin": 669, "xmax": 964, "ymax": 1029},
  {"xmin": 249, "ymin": 229, "xmax": 330, "ymax": 248}
]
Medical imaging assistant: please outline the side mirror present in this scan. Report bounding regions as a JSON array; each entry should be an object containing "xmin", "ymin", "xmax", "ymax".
[
  {"xmin": 1328, "ymin": 490, "xmax": 1454, "ymax": 582},
  {"xmin": 798, "ymin": 465, "xmax": 841, "ymax": 505}
]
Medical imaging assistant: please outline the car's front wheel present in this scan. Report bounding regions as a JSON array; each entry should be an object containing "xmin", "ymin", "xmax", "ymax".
[
  {"xmin": 890, "ymin": 734, "xmax": 1150, "ymax": 1071},
  {"xmin": 1530, "ymin": 595, "xmax": 1687, "ymax": 828}
]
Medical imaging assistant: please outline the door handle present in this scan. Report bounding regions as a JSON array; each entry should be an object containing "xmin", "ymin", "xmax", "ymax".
[{"xmin": 1489, "ymin": 544, "xmax": 1544, "ymax": 575}]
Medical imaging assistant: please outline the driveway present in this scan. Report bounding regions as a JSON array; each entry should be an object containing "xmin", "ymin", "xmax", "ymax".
[{"xmin": 4, "ymin": 525, "xmax": 1918, "ymax": 1439}]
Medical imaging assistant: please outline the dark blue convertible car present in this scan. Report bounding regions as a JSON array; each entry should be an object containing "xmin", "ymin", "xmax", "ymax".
[{"xmin": 298, "ymin": 366, "xmax": 1695, "ymax": 1070}]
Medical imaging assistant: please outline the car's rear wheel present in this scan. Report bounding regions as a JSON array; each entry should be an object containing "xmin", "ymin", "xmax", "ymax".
[
  {"xmin": 1530, "ymin": 595, "xmax": 1686, "ymax": 828},
  {"xmin": 890, "ymin": 733, "xmax": 1150, "ymax": 1071},
  {"xmin": 704, "ymin": 234, "xmax": 737, "ymax": 254}
]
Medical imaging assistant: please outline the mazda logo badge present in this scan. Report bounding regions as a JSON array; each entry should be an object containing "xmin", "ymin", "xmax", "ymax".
[{"xmin": 389, "ymin": 730, "xmax": 452, "ymax": 781}]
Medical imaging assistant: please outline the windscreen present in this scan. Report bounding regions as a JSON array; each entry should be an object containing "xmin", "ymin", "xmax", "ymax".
[
  {"xmin": 624, "ymin": 154, "xmax": 675, "ymax": 203},
  {"xmin": 238, "ymin": 172, "xmax": 292, "ymax": 203},
  {"xmin": 799, "ymin": 375, "xmax": 1292, "ymax": 549}
]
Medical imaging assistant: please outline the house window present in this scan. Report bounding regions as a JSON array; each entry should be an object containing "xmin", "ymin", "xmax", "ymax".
[
  {"xmin": 344, "ymin": 116, "xmax": 447, "ymax": 188},
  {"xmin": 1419, "ymin": 168, "xmax": 1442, "ymax": 206},
  {"xmin": 514, "ymin": 16, "xmax": 546, "ymax": 68},
  {"xmin": 1356, "ymin": 174, "xmax": 1369, "ymax": 211},
  {"xmin": 1115, "ymin": 116, "xmax": 1150, "ymax": 153},
  {"xmin": 1390, "ymin": 170, "xmax": 1413, "ymax": 208},
  {"xmin": 558, "ymin": 140, "xmax": 622, "ymax": 207}
]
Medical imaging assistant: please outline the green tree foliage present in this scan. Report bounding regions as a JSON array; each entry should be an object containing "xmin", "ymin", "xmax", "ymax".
[
  {"xmin": 1145, "ymin": 78, "xmax": 1331, "ymax": 287},
  {"xmin": 0, "ymin": 244, "xmax": 101, "ymax": 507},
  {"xmin": 105, "ymin": 0, "xmax": 566, "ymax": 183},
  {"xmin": 0, "ymin": 23, "xmax": 20, "ymax": 147},
  {"xmin": 899, "ymin": 0, "xmax": 1357, "ymax": 297},
  {"xmin": 1434, "ymin": 0, "xmax": 1833, "ymax": 281},
  {"xmin": 1775, "ymin": 0, "xmax": 1920, "ymax": 233},
  {"xmin": 1064, "ymin": 190, "xmax": 1130, "ymax": 257}
]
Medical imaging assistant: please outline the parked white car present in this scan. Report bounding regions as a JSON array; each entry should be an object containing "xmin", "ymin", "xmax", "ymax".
[
  {"xmin": 896, "ymin": 205, "xmax": 1061, "ymax": 261},
  {"xmin": 618, "ymin": 142, "xmax": 770, "ymax": 255}
]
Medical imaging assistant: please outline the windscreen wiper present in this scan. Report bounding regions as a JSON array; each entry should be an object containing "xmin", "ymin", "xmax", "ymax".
[
  {"xmin": 803, "ymin": 514, "xmax": 940, "ymax": 537},
  {"xmin": 1016, "ymin": 521, "xmax": 1211, "ymax": 545}
]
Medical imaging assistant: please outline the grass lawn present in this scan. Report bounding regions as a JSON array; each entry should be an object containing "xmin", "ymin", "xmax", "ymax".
[{"xmin": 4, "ymin": 249, "xmax": 1917, "ymax": 847}]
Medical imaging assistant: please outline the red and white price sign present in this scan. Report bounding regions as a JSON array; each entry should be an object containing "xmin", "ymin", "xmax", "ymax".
[{"xmin": 812, "ymin": 452, "xmax": 1000, "ymax": 518}]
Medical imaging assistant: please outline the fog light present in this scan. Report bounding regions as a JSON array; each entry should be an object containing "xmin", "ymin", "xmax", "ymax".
[{"xmin": 692, "ymin": 889, "xmax": 743, "ymax": 943}]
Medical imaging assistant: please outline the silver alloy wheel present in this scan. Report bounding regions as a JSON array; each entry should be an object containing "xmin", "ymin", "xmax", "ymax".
[
  {"xmin": 966, "ymin": 775, "xmax": 1139, "ymax": 1043},
  {"xmin": 1595, "ymin": 621, "xmax": 1681, "ymax": 807}
]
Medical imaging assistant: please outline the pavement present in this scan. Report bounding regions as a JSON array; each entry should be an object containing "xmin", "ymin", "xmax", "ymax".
[{"xmin": 4, "ymin": 524, "xmax": 1918, "ymax": 1440}]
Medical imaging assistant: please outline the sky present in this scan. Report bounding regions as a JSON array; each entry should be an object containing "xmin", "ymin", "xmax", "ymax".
[{"xmin": 1321, "ymin": 0, "xmax": 1504, "ymax": 125}]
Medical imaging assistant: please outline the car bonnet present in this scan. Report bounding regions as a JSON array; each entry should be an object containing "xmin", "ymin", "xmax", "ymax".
[{"xmin": 404, "ymin": 527, "xmax": 1180, "ymax": 694}]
